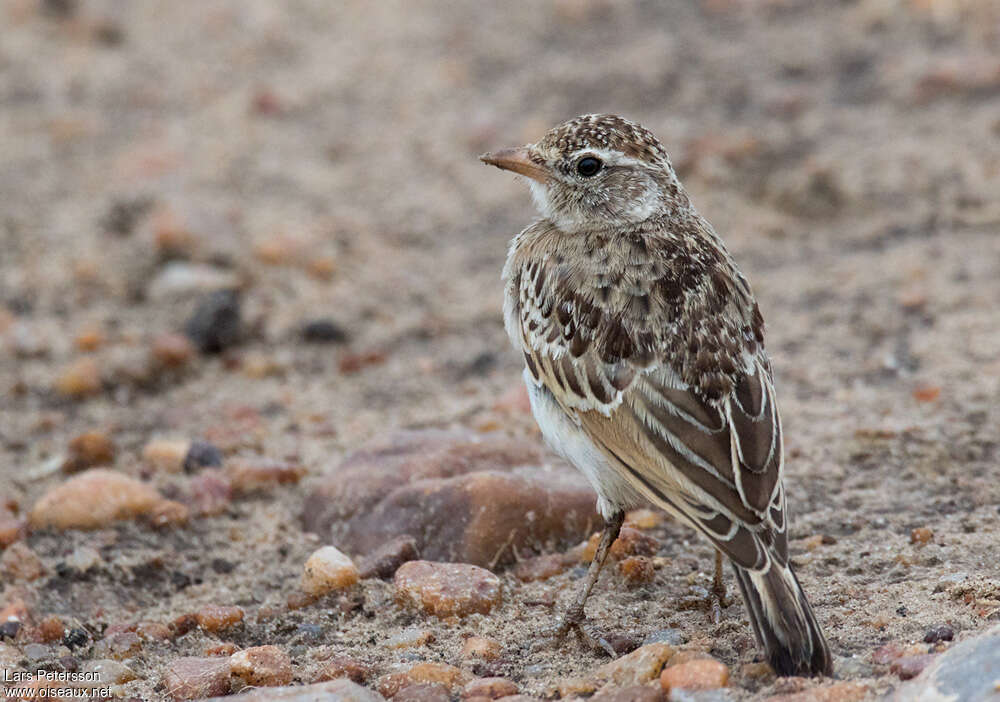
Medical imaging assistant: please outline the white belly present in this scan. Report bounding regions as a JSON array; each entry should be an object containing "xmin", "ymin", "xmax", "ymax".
[{"xmin": 524, "ymin": 370, "xmax": 642, "ymax": 520}]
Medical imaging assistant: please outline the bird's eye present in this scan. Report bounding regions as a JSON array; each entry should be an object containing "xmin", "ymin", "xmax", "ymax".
[{"xmin": 576, "ymin": 156, "xmax": 602, "ymax": 177}]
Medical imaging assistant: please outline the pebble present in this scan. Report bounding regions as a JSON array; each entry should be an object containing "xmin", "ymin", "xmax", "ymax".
[
  {"xmin": 0, "ymin": 541, "xmax": 47, "ymax": 581},
  {"xmin": 358, "ymin": 536, "xmax": 420, "ymax": 581},
  {"xmin": 397, "ymin": 662, "xmax": 473, "ymax": 692},
  {"xmin": 81, "ymin": 658, "xmax": 136, "ymax": 684},
  {"xmin": 642, "ymin": 629, "xmax": 688, "ymax": 647},
  {"xmin": 922, "ymin": 625, "xmax": 954, "ymax": 643},
  {"xmin": 462, "ymin": 636, "xmax": 502, "ymax": 661},
  {"xmin": 203, "ymin": 679, "xmax": 385, "ymax": 701},
  {"xmin": 184, "ymin": 440, "xmax": 223, "ymax": 472},
  {"xmin": 163, "ymin": 656, "xmax": 232, "ymax": 701},
  {"xmin": 314, "ymin": 655, "xmax": 369, "ymax": 684},
  {"xmin": 766, "ymin": 682, "xmax": 871, "ymax": 702},
  {"xmin": 150, "ymin": 333, "xmax": 197, "ymax": 369},
  {"xmin": 514, "ymin": 553, "xmax": 569, "ymax": 582},
  {"xmin": 395, "ymin": 683, "xmax": 450, "ymax": 702},
  {"xmin": 660, "ymin": 659, "xmax": 729, "ymax": 693},
  {"xmin": 598, "ymin": 643, "xmax": 676, "ymax": 686},
  {"xmin": 143, "ymin": 439, "xmax": 192, "ymax": 473},
  {"xmin": 195, "ymin": 605, "xmax": 244, "ymax": 632},
  {"xmin": 188, "ymin": 469, "xmax": 233, "ymax": 516},
  {"xmin": 226, "ymin": 457, "xmax": 306, "ymax": 494},
  {"xmin": 149, "ymin": 499, "xmax": 190, "ymax": 527},
  {"xmin": 395, "ymin": 561, "xmax": 502, "ymax": 618},
  {"xmin": 910, "ymin": 527, "xmax": 933, "ymax": 545},
  {"xmin": 301, "ymin": 319, "xmax": 350, "ymax": 344},
  {"xmin": 29, "ymin": 469, "xmax": 164, "ymax": 530},
  {"xmin": 619, "ymin": 556, "xmax": 656, "ymax": 586},
  {"xmin": 302, "ymin": 430, "xmax": 599, "ymax": 569},
  {"xmin": 205, "ymin": 642, "xmax": 238, "ymax": 656},
  {"xmin": 74, "ymin": 326, "xmax": 105, "ymax": 351},
  {"xmin": 230, "ymin": 645, "xmax": 293, "ymax": 687},
  {"xmin": 890, "ymin": 653, "xmax": 937, "ymax": 680},
  {"xmin": 63, "ymin": 431, "xmax": 116, "ymax": 472},
  {"xmin": 36, "ymin": 615, "xmax": 65, "ymax": 642},
  {"xmin": 147, "ymin": 262, "xmax": 240, "ymax": 301},
  {"xmin": 589, "ymin": 685, "xmax": 663, "ymax": 702},
  {"xmin": 184, "ymin": 289, "xmax": 242, "ymax": 353},
  {"xmin": 54, "ymin": 357, "xmax": 102, "ymax": 397},
  {"xmin": 92, "ymin": 631, "xmax": 142, "ymax": 659},
  {"xmin": 463, "ymin": 677, "xmax": 519, "ymax": 699},
  {"xmin": 386, "ymin": 628, "xmax": 436, "ymax": 649},
  {"xmin": 302, "ymin": 545, "xmax": 360, "ymax": 596}
]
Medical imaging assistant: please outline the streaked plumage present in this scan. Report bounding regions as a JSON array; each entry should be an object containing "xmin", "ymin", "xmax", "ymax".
[{"xmin": 482, "ymin": 114, "xmax": 833, "ymax": 677}]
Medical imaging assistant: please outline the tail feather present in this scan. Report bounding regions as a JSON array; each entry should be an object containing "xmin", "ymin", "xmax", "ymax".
[{"xmin": 733, "ymin": 561, "xmax": 832, "ymax": 677}]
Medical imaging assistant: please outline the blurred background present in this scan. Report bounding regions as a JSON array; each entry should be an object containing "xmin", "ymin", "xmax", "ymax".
[{"xmin": 1, "ymin": 1, "xmax": 999, "ymax": 697}]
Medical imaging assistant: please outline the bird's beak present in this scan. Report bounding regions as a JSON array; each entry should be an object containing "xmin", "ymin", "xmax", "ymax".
[{"xmin": 479, "ymin": 147, "xmax": 549, "ymax": 184}]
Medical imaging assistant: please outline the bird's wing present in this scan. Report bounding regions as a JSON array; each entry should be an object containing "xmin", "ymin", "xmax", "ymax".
[{"xmin": 511, "ymin": 237, "xmax": 789, "ymax": 571}]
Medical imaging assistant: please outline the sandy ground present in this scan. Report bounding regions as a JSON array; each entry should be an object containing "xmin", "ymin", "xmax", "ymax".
[{"xmin": 2, "ymin": 1, "xmax": 1000, "ymax": 699}]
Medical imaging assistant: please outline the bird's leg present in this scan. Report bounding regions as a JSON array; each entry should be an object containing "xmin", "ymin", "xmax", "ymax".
[
  {"xmin": 708, "ymin": 549, "xmax": 731, "ymax": 623},
  {"xmin": 550, "ymin": 509, "xmax": 624, "ymax": 656}
]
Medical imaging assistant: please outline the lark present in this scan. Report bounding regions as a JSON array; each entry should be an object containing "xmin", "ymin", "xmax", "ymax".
[{"xmin": 481, "ymin": 114, "xmax": 832, "ymax": 677}]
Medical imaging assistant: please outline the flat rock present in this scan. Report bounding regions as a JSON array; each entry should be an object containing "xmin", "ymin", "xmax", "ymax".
[
  {"xmin": 302, "ymin": 430, "xmax": 599, "ymax": 568},
  {"xmin": 395, "ymin": 561, "xmax": 502, "ymax": 617},
  {"xmin": 203, "ymin": 678, "xmax": 385, "ymax": 701},
  {"xmin": 163, "ymin": 656, "xmax": 231, "ymax": 701},
  {"xmin": 30, "ymin": 469, "xmax": 164, "ymax": 530},
  {"xmin": 890, "ymin": 624, "xmax": 1000, "ymax": 701}
]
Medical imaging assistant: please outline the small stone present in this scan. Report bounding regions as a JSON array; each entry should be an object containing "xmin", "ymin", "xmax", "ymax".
[
  {"xmin": 890, "ymin": 654, "xmax": 937, "ymax": 680},
  {"xmin": 92, "ymin": 631, "xmax": 142, "ymax": 659},
  {"xmin": 136, "ymin": 621, "xmax": 172, "ymax": 641},
  {"xmin": 463, "ymin": 677, "xmax": 518, "ymax": 699},
  {"xmin": 386, "ymin": 628, "xmax": 436, "ymax": 649},
  {"xmin": 30, "ymin": 469, "xmax": 163, "ymax": 530},
  {"xmin": 0, "ymin": 621, "xmax": 20, "ymax": 639},
  {"xmin": 301, "ymin": 319, "xmax": 349, "ymax": 344},
  {"xmin": 395, "ymin": 561, "xmax": 502, "ymax": 618},
  {"xmin": 314, "ymin": 655, "xmax": 369, "ymax": 684},
  {"xmin": 143, "ymin": 439, "xmax": 191, "ymax": 473},
  {"xmin": 598, "ymin": 642, "xmax": 676, "ymax": 686},
  {"xmin": 462, "ymin": 636, "xmax": 502, "ymax": 661},
  {"xmin": 358, "ymin": 536, "xmax": 420, "ymax": 579},
  {"xmin": 514, "ymin": 553, "xmax": 568, "ymax": 582},
  {"xmin": 206, "ymin": 642, "xmax": 238, "ymax": 656},
  {"xmin": 36, "ymin": 615, "xmax": 65, "ymax": 642},
  {"xmin": 0, "ymin": 541, "xmax": 47, "ymax": 581},
  {"xmin": 206, "ymin": 679, "xmax": 385, "ymax": 701},
  {"xmin": 302, "ymin": 546, "xmax": 360, "ymax": 596},
  {"xmin": 226, "ymin": 458, "xmax": 306, "ymax": 495},
  {"xmin": 766, "ymin": 682, "xmax": 871, "ymax": 702},
  {"xmin": 82, "ymin": 658, "xmax": 136, "ymax": 685},
  {"xmin": 195, "ymin": 605, "xmax": 244, "ymax": 632},
  {"xmin": 64, "ymin": 431, "xmax": 116, "ymax": 473},
  {"xmin": 395, "ymin": 683, "xmax": 450, "ymax": 702},
  {"xmin": 610, "ymin": 527, "xmax": 660, "ymax": 559},
  {"xmin": 404, "ymin": 662, "xmax": 474, "ymax": 691},
  {"xmin": 910, "ymin": 527, "xmax": 933, "ymax": 545},
  {"xmin": 660, "ymin": 659, "xmax": 729, "ymax": 693},
  {"xmin": 923, "ymin": 625, "xmax": 954, "ymax": 643},
  {"xmin": 163, "ymin": 656, "xmax": 232, "ymax": 701},
  {"xmin": 54, "ymin": 357, "xmax": 102, "ymax": 397},
  {"xmin": 305, "ymin": 255, "xmax": 337, "ymax": 280},
  {"xmin": 151, "ymin": 333, "xmax": 197, "ymax": 369},
  {"xmin": 556, "ymin": 676, "xmax": 598, "ymax": 698},
  {"xmin": 147, "ymin": 262, "xmax": 240, "ymax": 301},
  {"xmin": 619, "ymin": 556, "xmax": 655, "ymax": 586},
  {"xmin": 230, "ymin": 645, "xmax": 293, "ymax": 687},
  {"xmin": 184, "ymin": 289, "xmax": 242, "ymax": 353},
  {"xmin": 590, "ymin": 685, "xmax": 663, "ymax": 702},
  {"xmin": 149, "ymin": 499, "xmax": 190, "ymax": 527},
  {"xmin": 737, "ymin": 662, "xmax": 775, "ymax": 682},
  {"xmin": 642, "ymin": 629, "xmax": 688, "ymax": 647},
  {"xmin": 184, "ymin": 441, "xmax": 223, "ymax": 472},
  {"xmin": 74, "ymin": 326, "xmax": 105, "ymax": 351},
  {"xmin": 188, "ymin": 469, "xmax": 233, "ymax": 516}
]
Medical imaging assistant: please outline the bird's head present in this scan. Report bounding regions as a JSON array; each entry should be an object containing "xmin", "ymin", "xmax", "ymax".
[{"xmin": 481, "ymin": 114, "xmax": 686, "ymax": 232}]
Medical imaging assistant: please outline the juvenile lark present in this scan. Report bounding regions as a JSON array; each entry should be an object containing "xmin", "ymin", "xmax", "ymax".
[{"xmin": 481, "ymin": 114, "xmax": 832, "ymax": 677}]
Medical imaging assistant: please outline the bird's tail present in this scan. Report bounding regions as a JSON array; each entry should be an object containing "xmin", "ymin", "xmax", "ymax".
[{"xmin": 732, "ymin": 561, "xmax": 833, "ymax": 677}]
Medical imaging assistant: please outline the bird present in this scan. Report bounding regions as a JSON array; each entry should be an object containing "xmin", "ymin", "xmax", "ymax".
[{"xmin": 480, "ymin": 114, "xmax": 833, "ymax": 677}]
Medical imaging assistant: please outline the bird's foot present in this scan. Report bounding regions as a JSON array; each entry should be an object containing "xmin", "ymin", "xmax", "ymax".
[{"xmin": 536, "ymin": 608, "xmax": 618, "ymax": 657}]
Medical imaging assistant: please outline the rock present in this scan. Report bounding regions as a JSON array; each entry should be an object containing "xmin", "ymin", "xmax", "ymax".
[
  {"xmin": 910, "ymin": 527, "xmax": 933, "ymax": 545},
  {"xmin": 303, "ymin": 431, "xmax": 598, "ymax": 568},
  {"xmin": 302, "ymin": 546, "xmax": 360, "ymax": 596},
  {"xmin": 184, "ymin": 289, "xmax": 242, "ymax": 353},
  {"xmin": 890, "ymin": 653, "xmax": 937, "ymax": 680},
  {"xmin": 81, "ymin": 658, "xmax": 136, "ymax": 684},
  {"xmin": 598, "ymin": 643, "xmax": 676, "ymax": 686},
  {"xmin": 188, "ymin": 469, "xmax": 234, "ymax": 516},
  {"xmin": 36, "ymin": 615, "xmax": 65, "ymax": 642},
  {"xmin": 163, "ymin": 656, "xmax": 232, "ymax": 700},
  {"xmin": 301, "ymin": 319, "xmax": 350, "ymax": 344},
  {"xmin": 402, "ymin": 662, "xmax": 473, "ymax": 692},
  {"xmin": 151, "ymin": 332, "xmax": 197, "ymax": 369},
  {"xmin": 203, "ymin": 679, "xmax": 385, "ymax": 701},
  {"xmin": 660, "ymin": 659, "xmax": 729, "ymax": 693},
  {"xmin": 314, "ymin": 655, "xmax": 369, "ymax": 684},
  {"xmin": 54, "ymin": 357, "xmax": 102, "ymax": 397},
  {"xmin": 463, "ymin": 677, "xmax": 519, "ymax": 699},
  {"xmin": 230, "ymin": 645, "xmax": 293, "ymax": 687},
  {"xmin": 92, "ymin": 631, "xmax": 142, "ymax": 659},
  {"xmin": 385, "ymin": 628, "xmax": 435, "ymax": 649},
  {"xmin": 63, "ymin": 431, "xmax": 116, "ymax": 472},
  {"xmin": 29, "ymin": 469, "xmax": 163, "ymax": 530},
  {"xmin": 195, "ymin": 605, "xmax": 244, "ymax": 632},
  {"xmin": 890, "ymin": 624, "xmax": 1000, "ymax": 700},
  {"xmin": 642, "ymin": 629, "xmax": 688, "ymax": 647},
  {"xmin": 147, "ymin": 262, "xmax": 240, "ymax": 301},
  {"xmin": 143, "ymin": 439, "xmax": 192, "ymax": 473},
  {"xmin": 610, "ymin": 527, "xmax": 660, "ymax": 559},
  {"xmin": 206, "ymin": 642, "xmax": 238, "ymax": 656},
  {"xmin": 395, "ymin": 683, "xmax": 450, "ymax": 702},
  {"xmin": 513, "ymin": 553, "xmax": 569, "ymax": 582},
  {"xmin": 226, "ymin": 458, "xmax": 306, "ymax": 494},
  {"xmin": 0, "ymin": 541, "xmax": 46, "ymax": 581},
  {"xmin": 922, "ymin": 625, "xmax": 954, "ymax": 644},
  {"xmin": 358, "ymin": 536, "xmax": 420, "ymax": 579},
  {"xmin": 184, "ymin": 441, "xmax": 223, "ymax": 472},
  {"xmin": 461, "ymin": 636, "xmax": 502, "ymax": 661},
  {"xmin": 590, "ymin": 685, "xmax": 663, "ymax": 702},
  {"xmin": 766, "ymin": 681, "xmax": 871, "ymax": 702},
  {"xmin": 619, "ymin": 556, "xmax": 655, "ymax": 586},
  {"xmin": 395, "ymin": 561, "xmax": 502, "ymax": 617}
]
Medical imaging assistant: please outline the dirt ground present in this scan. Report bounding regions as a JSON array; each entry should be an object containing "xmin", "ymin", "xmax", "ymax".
[{"xmin": 2, "ymin": 1, "xmax": 1000, "ymax": 700}]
